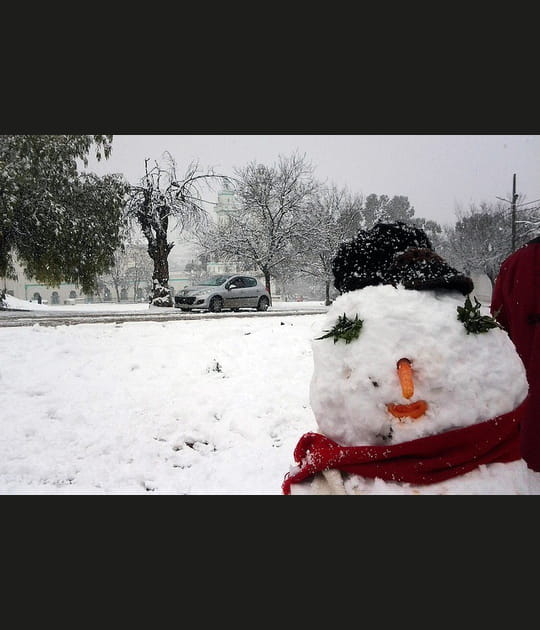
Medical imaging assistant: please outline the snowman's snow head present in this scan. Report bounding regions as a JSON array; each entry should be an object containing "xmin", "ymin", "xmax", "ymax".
[{"xmin": 310, "ymin": 222, "xmax": 528, "ymax": 446}]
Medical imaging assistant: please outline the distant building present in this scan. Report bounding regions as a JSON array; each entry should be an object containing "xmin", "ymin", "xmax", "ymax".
[
  {"xmin": 3, "ymin": 257, "xmax": 88, "ymax": 305},
  {"xmin": 207, "ymin": 187, "xmax": 246, "ymax": 276},
  {"xmin": 214, "ymin": 186, "xmax": 239, "ymax": 227},
  {"xmin": 3, "ymin": 247, "xmax": 155, "ymax": 305}
]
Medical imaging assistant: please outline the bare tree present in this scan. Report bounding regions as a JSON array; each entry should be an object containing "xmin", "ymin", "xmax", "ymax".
[
  {"xmin": 126, "ymin": 153, "xmax": 231, "ymax": 306},
  {"xmin": 126, "ymin": 245, "xmax": 153, "ymax": 302},
  {"xmin": 196, "ymin": 152, "xmax": 318, "ymax": 297},
  {"xmin": 294, "ymin": 184, "xmax": 364, "ymax": 305},
  {"xmin": 514, "ymin": 201, "xmax": 540, "ymax": 243},
  {"xmin": 108, "ymin": 248, "xmax": 130, "ymax": 302}
]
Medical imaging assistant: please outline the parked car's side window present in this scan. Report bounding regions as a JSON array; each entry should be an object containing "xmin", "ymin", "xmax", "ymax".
[
  {"xmin": 243, "ymin": 277, "xmax": 257, "ymax": 287},
  {"xmin": 229, "ymin": 277, "xmax": 245, "ymax": 289}
]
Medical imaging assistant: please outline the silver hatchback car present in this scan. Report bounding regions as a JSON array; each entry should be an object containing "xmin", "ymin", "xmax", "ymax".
[{"xmin": 174, "ymin": 274, "xmax": 272, "ymax": 313}]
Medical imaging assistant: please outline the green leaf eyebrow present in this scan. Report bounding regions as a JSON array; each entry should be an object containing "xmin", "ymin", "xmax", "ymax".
[
  {"xmin": 316, "ymin": 313, "xmax": 364, "ymax": 344},
  {"xmin": 456, "ymin": 295, "xmax": 502, "ymax": 334}
]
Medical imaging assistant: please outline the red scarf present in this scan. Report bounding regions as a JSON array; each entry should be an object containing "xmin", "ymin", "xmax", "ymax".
[{"xmin": 282, "ymin": 402, "xmax": 525, "ymax": 494}]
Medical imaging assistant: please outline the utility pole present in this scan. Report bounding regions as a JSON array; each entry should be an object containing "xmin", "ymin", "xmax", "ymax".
[
  {"xmin": 496, "ymin": 174, "xmax": 519, "ymax": 252},
  {"xmin": 511, "ymin": 173, "xmax": 518, "ymax": 252}
]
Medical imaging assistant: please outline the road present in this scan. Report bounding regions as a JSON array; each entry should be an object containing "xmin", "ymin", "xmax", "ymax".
[{"xmin": 0, "ymin": 305, "xmax": 328, "ymax": 328}]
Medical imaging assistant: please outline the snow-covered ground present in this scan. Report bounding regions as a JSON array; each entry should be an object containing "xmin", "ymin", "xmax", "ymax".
[
  {"xmin": 0, "ymin": 295, "xmax": 324, "ymax": 494},
  {"xmin": 2, "ymin": 294, "xmax": 153, "ymax": 313}
]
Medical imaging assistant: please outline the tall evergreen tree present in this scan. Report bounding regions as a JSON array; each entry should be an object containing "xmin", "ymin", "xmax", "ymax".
[{"xmin": 0, "ymin": 135, "xmax": 129, "ymax": 293}]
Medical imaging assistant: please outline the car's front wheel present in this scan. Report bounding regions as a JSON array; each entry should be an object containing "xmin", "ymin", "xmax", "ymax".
[
  {"xmin": 257, "ymin": 296, "xmax": 270, "ymax": 311},
  {"xmin": 209, "ymin": 296, "xmax": 223, "ymax": 313}
]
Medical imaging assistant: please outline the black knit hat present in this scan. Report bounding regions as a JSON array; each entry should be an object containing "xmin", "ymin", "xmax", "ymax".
[{"xmin": 332, "ymin": 221, "xmax": 474, "ymax": 296}]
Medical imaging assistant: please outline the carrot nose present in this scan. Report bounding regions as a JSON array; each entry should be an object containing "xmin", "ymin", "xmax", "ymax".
[{"xmin": 397, "ymin": 358, "xmax": 414, "ymax": 399}]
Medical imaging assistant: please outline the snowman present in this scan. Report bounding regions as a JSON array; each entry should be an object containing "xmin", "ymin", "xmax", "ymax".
[{"xmin": 283, "ymin": 222, "xmax": 540, "ymax": 494}]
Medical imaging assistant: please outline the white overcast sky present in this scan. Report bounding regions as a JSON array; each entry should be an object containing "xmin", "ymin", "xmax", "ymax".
[{"xmin": 84, "ymin": 134, "xmax": 540, "ymax": 226}]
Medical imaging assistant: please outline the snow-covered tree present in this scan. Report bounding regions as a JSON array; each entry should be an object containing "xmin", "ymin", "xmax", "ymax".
[
  {"xmin": 442, "ymin": 201, "xmax": 519, "ymax": 283},
  {"xmin": 196, "ymin": 152, "xmax": 318, "ymax": 297},
  {"xmin": 514, "ymin": 202, "xmax": 540, "ymax": 243},
  {"xmin": 0, "ymin": 135, "xmax": 129, "ymax": 293},
  {"xmin": 126, "ymin": 153, "xmax": 230, "ymax": 306},
  {"xmin": 410, "ymin": 217, "xmax": 444, "ymax": 250},
  {"xmin": 363, "ymin": 194, "xmax": 415, "ymax": 228},
  {"xmin": 295, "ymin": 184, "xmax": 364, "ymax": 305}
]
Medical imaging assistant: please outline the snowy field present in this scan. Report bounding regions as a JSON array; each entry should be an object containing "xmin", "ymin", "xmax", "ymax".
[{"xmin": 0, "ymin": 296, "xmax": 324, "ymax": 494}]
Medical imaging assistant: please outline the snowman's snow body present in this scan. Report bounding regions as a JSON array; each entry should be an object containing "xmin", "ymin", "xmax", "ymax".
[{"xmin": 285, "ymin": 222, "xmax": 540, "ymax": 494}]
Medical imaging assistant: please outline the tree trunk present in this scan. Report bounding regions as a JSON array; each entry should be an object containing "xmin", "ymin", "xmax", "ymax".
[
  {"xmin": 325, "ymin": 280, "xmax": 333, "ymax": 306},
  {"xmin": 150, "ymin": 233, "xmax": 173, "ymax": 307},
  {"xmin": 263, "ymin": 269, "xmax": 272, "ymax": 298}
]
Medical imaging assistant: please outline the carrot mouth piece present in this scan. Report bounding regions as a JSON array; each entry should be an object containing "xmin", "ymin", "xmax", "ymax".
[{"xmin": 386, "ymin": 400, "xmax": 428, "ymax": 420}]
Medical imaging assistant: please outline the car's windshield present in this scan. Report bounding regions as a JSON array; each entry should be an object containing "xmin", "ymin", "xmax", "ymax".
[{"xmin": 197, "ymin": 275, "xmax": 230, "ymax": 286}]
